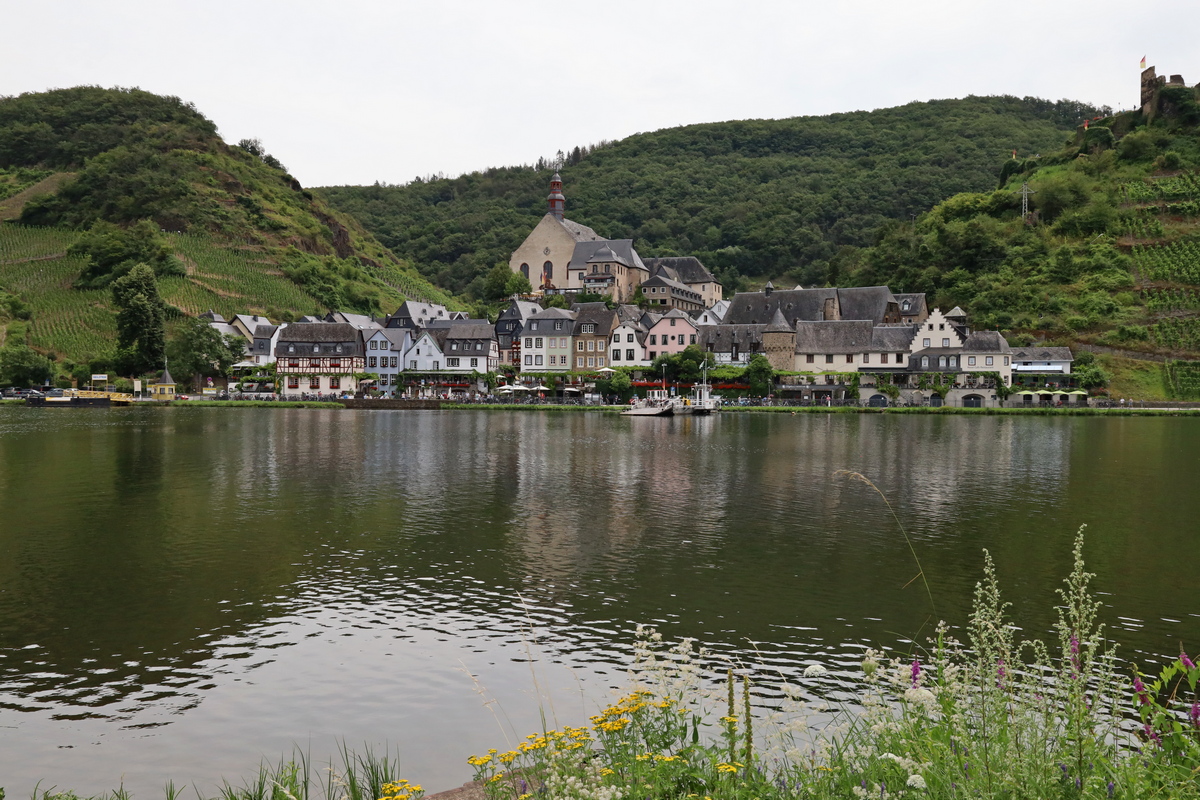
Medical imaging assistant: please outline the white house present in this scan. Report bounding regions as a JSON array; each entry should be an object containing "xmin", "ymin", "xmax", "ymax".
[
  {"xmin": 365, "ymin": 327, "xmax": 411, "ymax": 396},
  {"xmin": 520, "ymin": 307, "xmax": 576, "ymax": 372},
  {"xmin": 608, "ymin": 319, "xmax": 650, "ymax": 368},
  {"xmin": 404, "ymin": 330, "xmax": 447, "ymax": 373}
]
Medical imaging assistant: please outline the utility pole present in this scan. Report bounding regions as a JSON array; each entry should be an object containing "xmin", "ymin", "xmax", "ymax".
[{"xmin": 1019, "ymin": 183, "xmax": 1036, "ymax": 224}]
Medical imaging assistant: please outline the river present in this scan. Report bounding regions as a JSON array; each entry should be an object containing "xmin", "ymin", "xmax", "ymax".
[{"xmin": 0, "ymin": 407, "xmax": 1196, "ymax": 795}]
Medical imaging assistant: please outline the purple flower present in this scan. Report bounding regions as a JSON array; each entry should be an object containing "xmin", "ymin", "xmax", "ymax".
[
  {"xmin": 1060, "ymin": 763, "xmax": 1069, "ymax": 777},
  {"xmin": 1107, "ymin": 780, "xmax": 1115, "ymax": 798},
  {"xmin": 1181, "ymin": 651, "xmax": 1196, "ymax": 669},
  {"xmin": 997, "ymin": 658, "xmax": 1007, "ymax": 682},
  {"xmin": 1076, "ymin": 777, "xmax": 1082, "ymax": 790},
  {"xmin": 1190, "ymin": 702, "xmax": 1199, "ymax": 729},
  {"xmin": 911, "ymin": 659, "xmax": 922, "ymax": 687},
  {"xmin": 1144, "ymin": 723, "xmax": 1162, "ymax": 747},
  {"xmin": 1133, "ymin": 675, "xmax": 1149, "ymax": 705}
]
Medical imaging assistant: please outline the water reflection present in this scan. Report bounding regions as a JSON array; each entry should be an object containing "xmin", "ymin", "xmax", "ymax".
[{"xmin": 0, "ymin": 408, "xmax": 1197, "ymax": 796}]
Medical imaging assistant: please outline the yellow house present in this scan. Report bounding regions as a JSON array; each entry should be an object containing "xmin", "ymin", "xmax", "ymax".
[{"xmin": 149, "ymin": 366, "xmax": 176, "ymax": 400}]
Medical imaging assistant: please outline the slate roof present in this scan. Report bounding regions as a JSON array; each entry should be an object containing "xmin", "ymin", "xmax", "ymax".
[
  {"xmin": 1012, "ymin": 347, "xmax": 1073, "ymax": 361},
  {"xmin": 586, "ymin": 244, "xmax": 629, "ymax": 267},
  {"xmin": 234, "ymin": 313, "xmax": 273, "ymax": 332},
  {"xmin": 698, "ymin": 324, "xmax": 766, "ymax": 352},
  {"xmin": 615, "ymin": 304, "xmax": 643, "ymax": 325},
  {"xmin": 870, "ymin": 325, "xmax": 918, "ymax": 352},
  {"xmin": 573, "ymin": 303, "xmax": 618, "ymax": 336},
  {"xmin": 497, "ymin": 299, "xmax": 542, "ymax": 322},
  {"xmin": 649, "ymin": 308, "xmax": 697, "ymax": 328},
  {"xmin": 835, "ymin": 286, "xmax": 898, "ymax": 324},
  {"xmin": 388, "ymin": 301, "xmax": 451, "ymax": 327},
  {"xmin": 278, "ymin": 322, "xmax": 361, "ymax": 343},
  {"xmin": 961, "ymin": 331, "xmax": 1010, "ymax": 353},
  {"xmin": 643, "ymin": 256, "xmax": 719, "ymax": 286},
  {"xmin": 527, "ymin": 307, "xmax": 578, "ymax": 321},
  {"xmin": 894, "ymin": 293, "xmax": 927, "ymax": 317},
  {"xmin": 723, "ymin": 288, "xmax": 838, "ymax": 325},
  {"xmin": 568, "ymin": 239, "xmax": 646, "ymax": 272},
  {"xmin": 946, "ymin": 306, "xmax": 968, "ymax": 318},
  {"xmin": 764, "ymin": 308, "xmax": 792, "ymax": 333},
  {"xmin": 557, "ymin": 216, "xmax": 602, "ymax": 242},
  {"xmin": 253, "ymin": 324, "xmax": 278, "ymax": 338},
  {"xmin": 199, "ymin": 310, "xmax": 226, "ymax": 323},
  {"xmin": 793, "ymin": 320, "xmax": 875, "ymax": 354},
  {"xmin": 156, "ymin": 366, "xmax": 175, "ymax": 385},
  {"xmin": 327, "ymin": 311, "xmax": 383, "ymax": 329}
]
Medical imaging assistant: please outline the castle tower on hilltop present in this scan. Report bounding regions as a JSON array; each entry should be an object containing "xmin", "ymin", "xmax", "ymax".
[{"xmin": 547, "ymin": 172, "xmax": 565, "ymax": 220}]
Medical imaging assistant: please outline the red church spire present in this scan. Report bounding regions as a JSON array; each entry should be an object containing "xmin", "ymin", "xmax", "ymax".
[{"xmin": 547, "ymin": 172, "xmax": 565, "ymax": 220}]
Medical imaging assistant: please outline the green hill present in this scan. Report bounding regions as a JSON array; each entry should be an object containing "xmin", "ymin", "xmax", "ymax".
[
  {"xmin": 841, "ymin": 77, "xmax": 1200, "ymax": 399},
  {"xmin": 318, "ymin": 96, "xmax": 1103, "ymax": 296},
  {"xmin": 0, "ymin": 87, "xmax": 451, "ymax": 368}
]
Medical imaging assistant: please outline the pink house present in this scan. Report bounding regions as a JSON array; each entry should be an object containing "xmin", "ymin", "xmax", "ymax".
[{"xmin": 645, "ymin": 309, "xmax": 698, "ymax": 361}]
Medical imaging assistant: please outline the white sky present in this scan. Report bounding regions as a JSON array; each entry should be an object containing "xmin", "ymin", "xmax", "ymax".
[{"xmin": 2, "ymin": 1, "xmax": 1197, "ymax": 188}]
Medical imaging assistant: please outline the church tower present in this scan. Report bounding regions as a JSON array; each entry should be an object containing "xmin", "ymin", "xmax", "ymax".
[{"xmin": 547, "ymin": 172, "xmax": 565, "ymax": 220}]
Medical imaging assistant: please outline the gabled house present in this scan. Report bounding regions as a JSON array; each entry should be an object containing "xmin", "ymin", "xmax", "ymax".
[
  {"xmin": 495, "ymin": 299, "xmax": 542, "ymax": 368},
  {"xmin": 436, "ymin": 321, "xmax": 499, "ymax": 374},
  {"xmin": 639, "ymin": 273, "xmax": 705, "ymax": 313},
  {"xmin": 365, "ymin": 327, "xmax": 411, "ymax": 395},
  {"xmin": 404, "ymin": 329, "xmax": 447, "ymax": 372},
  {"xmin": 644, "ymin": 309, "xmax": 698, "ymax": 361},
  {"xmin": 520, "ymin": 307, "xmax": 577, "ymax": 371},
  {"xmin": 644, "ymin": 256, "xmax": 723, "ymax": 307},
  {"xmin": 570, "ymin": 302, "xmax": 618, "ymax": 371},
  {"xmin": 386, "ymin": 301, "xmax": 463, "ymax": 331},
  {"xmin": 275, "ymin": 323, "xmax": 366, "ymax": 395},
  {"xmin": 609, "ymin": 313, "xmax": 650, "ymax": 368}
]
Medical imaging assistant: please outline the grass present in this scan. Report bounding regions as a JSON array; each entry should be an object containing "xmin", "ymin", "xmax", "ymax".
[
  {"xmin": 1101, "ymin": 354, "xmax": 1170, "ymax": 401},
  {"xmin": 464, "ymin": 530, "xmax": 1200, "ymax": 800}
]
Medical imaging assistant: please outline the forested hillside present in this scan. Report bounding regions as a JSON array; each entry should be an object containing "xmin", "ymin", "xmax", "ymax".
[
  {"xmin": 0, "ymin": 87, "xmax": 451, "ymax": 369},
  {"xmin": 320, "ymin": 96, "xmax": 1103, "ymax": 296},
  {"xmin": 842, "ymin": 79, "xmax": 1200, "ymax": 398}
]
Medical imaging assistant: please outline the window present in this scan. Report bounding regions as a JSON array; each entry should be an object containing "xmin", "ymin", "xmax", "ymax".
[
  {"xmin": 612, "ymin": 349, "xmax": 621, "ymax": 361},
  {"xmin": 942, "ymin": 338, "xmax": 950, "ymax": 348},
  {"xmin": 939, "ymin": 324, "xmax": 945, "ymax": 331},
  {"xmin": 530, "ymin": 322, "xmax": 538, "ymax": 331},
  {"xmin": 922, "ymin": 338, "xmax": 931, "ymax": 347},
  {"xmin": 535, "ymin": 338, "xmax": 543, "ymax": 348},
  {"xmin": 613, "ymin": 335, "xmax": 620, "ymax": 344},
  {"xmin": 288, "ymin": 344, "xmax": 295, "ymax": 353},
  {"xmin": 535, "ymin": 355, "xmax": 543, "ymax": 366},
  {"xmin": 806, "ymin": 354, "xmax": 815, "ymax": 363},
  {"xmin": 825, "ymin": 354, "xmax": 834, "ymax": 364},
  {"xmin": 335, "ymin": 344, "xmax": 343, "ymax": 354},
  {"xmin": 598, "ymin": 357, "xmax": 605, "ymax": 367},
  {"xmin": 587, "ymin": 340, "xmax": 595, "ymax": 352},
  {"xmin": 626, "ymin": 349, "xmax": 635, "ymax": 361},
  {"xmin": 330, "ymin": 359, "xmax": 341, "ymax": 368},
  {"xmin": 451, "ymin": 342, "xmax": 459, "ymax": 350},
  {"xmin": 471, "ymin": 358, "xmax": 478, "ymax": 368},
  {"xmin": 928, "ymin": 324, "xmax": 934, "ymax": 331},
  {"xmin": 986, "ymin": 356, "xmax": 994, "ymax": 366},
  {"xmin": 410, "ymin": 360, "xmax": 418, "ymax": 369},
  {"xmin": 368, "ymin": 357, "xmax": 377, "ymax": 368},
  {"xmin": 649, "ymin": 351, "xmax": 657, "ymax": 360},
  {"xmin": 313, "ymin": 345, "xmax": 320, "ymax": 353},
  {"xmin": 649, "ymin": 334, "xmax": 657, "ymax": 345},
  {"xmin": 555, "ymin": 321, "xmax": 563, "ymax": 331},
  {"xmin": 577, "ymin": 341, "xmax": 585, "ymax": 352},
  {"xmin": 689, "ymin": 334, "xmax": 696, "ymax": 345},
  {"xmin": 582, "ymin": 323, "xmax": 595, "ymax": 333},
  {"xmin": 938, "ymin": 356, "xmax": 947, "ymax": 368},
  {"xmin": 525, "ymin": 337, "xmax": 532, "ymax": 348},
  {"xmin": 330, "ymin": 377, "xmax": 340, "ymax": 390},
  {"xmin": 391, "ymin": 357, "xmax": 398, "ymax": 367},
  {"xmin": 476, "ymin": 343, "xmax": 482, "ymax": 351},
  {"xmin": 379, "ymin": 341, "xmax": 389, "ymax": 351},
  {"xmin": 1003, "ymin": 357, "xmax": 1009, "ymax": 366},
  {"xmin": 863, "ymin": 354, "xmax": 870, "ymax": 364},
  {"xmin": 949, "ymin": 356, "xmax": 957, "ymax": 367},
  {"xmin": 968, "ymin": 356, "xmax": 977, "ymax": 366},
  {"xmin": 670, "ymin": 318, "xmax": 676, "ymax": 327},
  {"xmin": 288, "ymin": 359, "xmax": 299, "ymax": 368},
  {"xmin": 576, "ymin": 356, "xmax": 584, "ymax": 367},
  {"xmin": 921, "ymin": 357, "xmax": 929, "ymax": 369},
  {"xmin": 559, "ymin": 338, "xmax": 567, "ymax": 348},
  {"xmin": 288, "ymin": 376, "xmax": 299, "ymax": 389},
  {"xmin": 587, "ymin": 357, "xmax": 595, "ymax": 367},
  {"xmin": 369, "ymin": 340, "xmax": 376, "ymax": 350},
  {"xmin": 846, "ymin": 355, "xmax": 854, "ymax": 364},
  {"xmin": 524, "ymin": 355, "xmax": 532, "ymax": 366},
  {"xmin": 627, "ymin": 333, "xmax": 634, "ymax": 343},
  {"xmin": 309, "ymin": 376, "xmax": 321, "ymax": 389},
  {"xmin": 881, "ymin": 353, "xmax": 889, "ymax": 364},
  {"xmin": 544, "ymin": 261, "xmax": 553, "ymax": 280},
  {"xmin": 521, "ymin": 263, "xmax": 529, "ymax": 279},
  {"xmin": 432, "ymin": 361, "xmax": 440, "ymax": 370},
  {"xmin": 447, "ymin": 358, "xmax": 460, "ymax": 367}
]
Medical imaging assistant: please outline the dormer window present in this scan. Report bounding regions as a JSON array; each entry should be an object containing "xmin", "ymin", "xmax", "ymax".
[
  {"xmin": 288, "ymin": 344, "xmax": 295, "ymax": 353},
  {"xmin": 335, "ymin": 344, "xmax": 343, "ymax": 354},
  {"xmin": 313, "ymin": 345, "xmax": 319, "ymax": 353}
]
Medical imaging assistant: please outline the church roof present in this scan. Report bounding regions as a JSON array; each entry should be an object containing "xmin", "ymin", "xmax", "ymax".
[
  {"xmin": 569, "ymin": 239, "xmax": 645, "ymax": 272},
  {"xmin": 556, "ymin": 216, "xmax": 602, "ymax": 242},
  {"xmin": 586, "ymin": 244, "xmax": 629, "ymax": 266}
]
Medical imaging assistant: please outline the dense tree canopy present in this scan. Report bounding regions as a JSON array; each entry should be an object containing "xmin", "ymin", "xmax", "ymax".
[
  {"xmin": 111, "ymin": 264, "xmax": 166, "ymax": 375},
  {"xmin": 320, "ymin": 96, "xmax": 1103, "ymax": 297}
]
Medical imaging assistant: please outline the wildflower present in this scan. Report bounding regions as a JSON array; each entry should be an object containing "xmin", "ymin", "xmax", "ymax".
[
  {"xmin": 720, "ymin": 715, "xmax": 738, "ymax": 723},
  {"xmin": 717, "ymin": 763, "xmax": 739, "ymax": 773},
  {"xmin": 1191, "ymin": 702, "xmax": 1200, "ymax": 729},
  {"xmin": 911, "ymin": 659, "xmax": 922, "ymax": 687},
  {"xmin": 1182, "ymin": 650, "xmax": 1196, "ymax": 669},
  {"xmin": 879, "ymin": 752, "xmax": 901, "ymax": 762},
  {"xmin": 600, "ymin": 768, "xmax": 614, "ymax": 776},
  {"xmin": 1143, "ymin": 723, "xmax": 1162, "ymax": 746},
  {"xmin": 906, "ymin": 774, "xmax": 927, "ymax": 790},
  {"xmin": 996, "ymin": 657, "xmax": 1007, "ymax": 683},
  {"xmin": 1107, "ymin": 781, "xmax": 1115, "ymax": 798},
  {"xmin": 861, "ymin": 652, "xmax": 879, "ymax": 678},
  {"xmin": 1133, "ymin": 675, "xmax": 1149, "ymax": 705},
  {"xmin": 803, "ymin": 664, "xmax": 827, "ymax": 677},
  {"xmin": 467, "ymin": 754, "xmax": 492, "ymax": 766}
]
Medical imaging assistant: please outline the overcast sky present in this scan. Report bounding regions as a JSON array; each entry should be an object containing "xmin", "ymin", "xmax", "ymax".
[{"xmin": 2, "ymin": 1, "xmax": 1196, "ymax": 188}]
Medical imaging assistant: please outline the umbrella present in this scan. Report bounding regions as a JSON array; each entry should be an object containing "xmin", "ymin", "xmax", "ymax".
[
  {"xmin": 1068, "ymin": 390, "xmax": 1088, "ymax": 395},
  {"xmin": 510, "ymin": 385, "xmax": 531, "ymax": 391},
  {"xmin": 497, "ymin": 386, "xmax": 514, "ymax": 393},
  {"xmin": 596, "ymin": 367, "xmax": 616, "ymax": 374},
  {"xmin": 563, "ymin": 386, "xmax": 582, "ymax": 393},
  {"xmin": 532, "ymin": 384, "xmax": 551, "ymax": 391},
  {"xmin": 1017, "ymin": 390, "xmax": 1036, "ymax": 395}
]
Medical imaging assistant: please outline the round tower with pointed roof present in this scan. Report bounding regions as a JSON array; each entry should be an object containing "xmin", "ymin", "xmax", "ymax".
[
  {"xmin": 762, "ymin": 307, "xmax": 796, "ymax": 371},
  {"xmin": 547, "ymin": 172, "xmax": 565, "ymax": 220}
]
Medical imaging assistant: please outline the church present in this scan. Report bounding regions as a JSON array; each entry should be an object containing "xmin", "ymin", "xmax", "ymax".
[{"xmin": 508, "ymin": 173, "xmax": 720, "ymax": 306}]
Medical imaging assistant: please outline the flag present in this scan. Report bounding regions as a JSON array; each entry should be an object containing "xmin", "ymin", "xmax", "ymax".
[
  {"xmin": 1084, "ymin": 120, "xmax": 1089, "ymax": 130},
  {"xmin": 1140, "ymin": 56, "xmax": 1147, "ymax": 69}
]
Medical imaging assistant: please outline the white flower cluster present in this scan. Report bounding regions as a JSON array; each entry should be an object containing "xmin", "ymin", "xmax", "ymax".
[{"xmin": 803, "ymin": 663, "xmax": 828, "ymax": 677}]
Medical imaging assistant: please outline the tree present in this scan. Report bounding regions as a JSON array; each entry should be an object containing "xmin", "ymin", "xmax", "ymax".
[
  {"xmin": 743, "ymin": 354, "xmax": 774, "ymax": 396},
  {"xmin": 483, "ymin": 264, "xmax": 514, "ymax": 301},
  {"xmin": 69, "ymin": 219, "xmax": 183, "ymax": 288},
  {"xmin": 168, "ymin": 317, "xmax": 244, "ymax": 386},
  {"xmin": 545, "ymin": 294, "xmax": 569, "ymax": 309},
  {"xmin": 0, "ymin": 344, "xmax": 53, "ymax": 388},
  {"xmin": 111, "ymin": 264, "xmax": 166, "ymax": 376},
  {"xmin": 505, "ymin": 272, "xmax": 532, "ymax": 296}
]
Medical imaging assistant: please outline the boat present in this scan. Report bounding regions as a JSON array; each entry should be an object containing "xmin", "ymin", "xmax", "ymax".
[
  {"xmin": 674, "ymin": 363, "xmax": 721, "ymax": 415},
  {"xmin": 621, "ymin": 388, "xmax": 675, "ymax": 416}
]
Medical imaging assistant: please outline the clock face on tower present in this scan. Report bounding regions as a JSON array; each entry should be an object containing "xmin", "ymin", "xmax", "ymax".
[{"xmin": 543, "ymin": 247, "xmax": 550, "ymax": 255}]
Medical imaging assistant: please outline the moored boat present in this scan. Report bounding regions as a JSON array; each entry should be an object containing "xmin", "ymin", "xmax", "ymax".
[{"xmin": 622, "ymin": 388, "xmax": 675, "ymax": 416}]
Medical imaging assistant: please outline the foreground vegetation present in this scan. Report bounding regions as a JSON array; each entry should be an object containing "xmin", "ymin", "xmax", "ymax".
[{"xmin": 13, "ymin": 532, "xmax": 1198, "ymax": 800}]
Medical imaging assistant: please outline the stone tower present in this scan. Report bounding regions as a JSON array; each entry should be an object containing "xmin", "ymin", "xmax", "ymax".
[
  {"xmin": 547, "ymin": 172, "xmax": 565, "ymax": 220},
  {"xmin": 762, "ymin": 308, "xmax": 795, "ymax": 372}
]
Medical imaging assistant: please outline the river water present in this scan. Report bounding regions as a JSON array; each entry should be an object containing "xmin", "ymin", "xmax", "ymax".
[{"xmin": 0, "ymin": 407, "xmax": 1197, "ymax": 795}]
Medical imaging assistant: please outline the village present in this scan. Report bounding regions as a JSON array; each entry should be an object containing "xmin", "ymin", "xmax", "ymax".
[{"xmin": 197, "ymin": 173, "xmax": 1082, "ymax": 409}]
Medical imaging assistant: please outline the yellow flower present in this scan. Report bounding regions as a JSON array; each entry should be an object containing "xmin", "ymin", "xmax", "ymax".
[
  {"xmin": 600, "ymin": 768, "xmax": 615, "ymax": 776},
  {"xmin": 720, "ymin": 715, "xmax": 737, "ymax": 723},
  {"xmin": 467, "ymin": 754, "xmax": 492, "ymax": 766},
  {"xmin": 488, "ymin": 774, "xmax": 504, "ymax": 783},
  {"xmin": 498, "ymin": 751, "xmax": 518, "ymax": 764},
  {"xmin": 636, "ymin": 753, "xmax": 651, "ymax": 761},
  {"xmin": 717, "ymin": 763, "xmax": 738, "ymax": 774}
]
